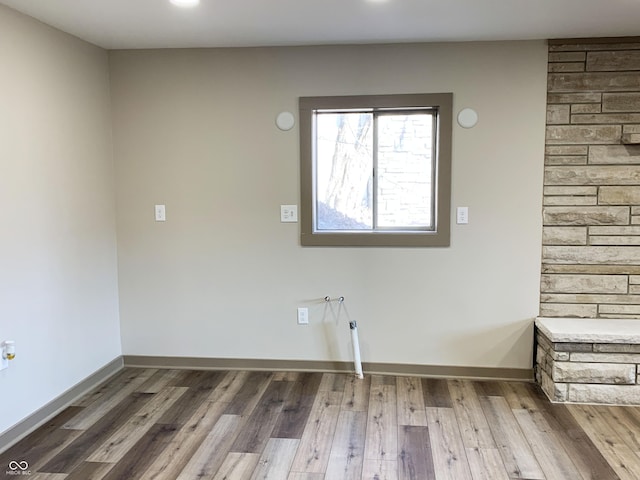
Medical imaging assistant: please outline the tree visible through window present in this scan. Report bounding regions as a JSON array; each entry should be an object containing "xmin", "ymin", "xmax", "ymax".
[
  {"xmin": 300, "ymin": 93, "xmax": 452, "ymax": 247},
  {"xmin": 317, "ymin": 111, "xmax": 434, "ymax": 231}
]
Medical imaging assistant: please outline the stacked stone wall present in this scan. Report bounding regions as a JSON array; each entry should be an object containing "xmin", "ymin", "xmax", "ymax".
[
  {"xmin": 541, "ymin": 38, "xmax": 640, "ymax": 319},
  {"xmin": 536, "ymin": 329, "xmax": 640, "ymax": 404}
]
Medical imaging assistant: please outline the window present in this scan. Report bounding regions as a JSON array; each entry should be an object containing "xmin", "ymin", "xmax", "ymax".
[{"xmin": 299, "ymin": 93, "xmax": 452, "ymax": 246}]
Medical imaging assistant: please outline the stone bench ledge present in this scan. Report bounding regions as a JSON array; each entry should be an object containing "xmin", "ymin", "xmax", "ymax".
[{"xmin": 536, "ymin": 317, "xmax": 640, "ymax": 344}]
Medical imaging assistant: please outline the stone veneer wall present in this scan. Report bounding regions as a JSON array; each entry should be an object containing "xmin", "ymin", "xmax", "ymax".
[
  {"xmin": 541, "ymin": 38, "xmax": 640, "ymax": 319},
  {"xmin": 536, "ymin": 330, "xmax": 640, "ymax": 404}
]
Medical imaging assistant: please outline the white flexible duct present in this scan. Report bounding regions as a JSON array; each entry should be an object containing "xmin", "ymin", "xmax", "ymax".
[
  {"xmin": 349, "ymin": 321, "xmax": 364, "ymax": 379},
  {"xmin": 325, "ymin": 296, "xmax": 364, "ymax": 379}
]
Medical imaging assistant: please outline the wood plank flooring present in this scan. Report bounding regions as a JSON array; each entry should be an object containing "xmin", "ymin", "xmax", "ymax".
[{"xmin": 2, "ymin": 368, "xmax": 638, "ymax": 479}]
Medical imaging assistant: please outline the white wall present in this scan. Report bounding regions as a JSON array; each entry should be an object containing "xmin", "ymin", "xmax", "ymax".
[
  {"xmin": 111, "ymin": 41, "xmax": 547, "ymax": 371},
  {"xmin": 0, "ymin": 6, "xmax": 121, "ymax": 435}
]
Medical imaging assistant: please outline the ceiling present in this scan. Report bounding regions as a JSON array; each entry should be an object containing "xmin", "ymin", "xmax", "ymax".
[{"xmin": 1, "ymin": 0, "xmax": 639, "ymax": 50}]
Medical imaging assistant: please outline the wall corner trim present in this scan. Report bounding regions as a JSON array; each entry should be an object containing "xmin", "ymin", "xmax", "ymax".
[{"xmin": 0, "ymin": 356, "xmax": 124, "ymax": 454}]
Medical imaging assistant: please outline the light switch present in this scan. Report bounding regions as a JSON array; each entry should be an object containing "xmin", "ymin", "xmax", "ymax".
[
  {"xmin": 280, "ymin": 205, "xmax": 298, "ymax": 223},
  {"xmin": 456, "ymin": 207, "xmax": 469, "ymax": 224},
  {"xmin": 297, "ymin": 307, "xmax": 309, "ymax": 324},
  {"xmin": 155, "ymin": 204, "xmax": 166, "ymax": 222}
]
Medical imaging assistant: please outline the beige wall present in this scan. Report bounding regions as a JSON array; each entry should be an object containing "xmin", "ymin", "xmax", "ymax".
[
  {"xmin": 111, "ymin": 41, "xmax": 548, "ymax": 370},
  {"xmin": 0, "ymin": 6, "xmax": 121, "ymax": 435}
]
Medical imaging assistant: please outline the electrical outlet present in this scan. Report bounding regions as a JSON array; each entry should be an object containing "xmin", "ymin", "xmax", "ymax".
[
  {"xmin": 1, "ymin": 340, "xmax": 13, "ymax": 370},
  {"xmin": 297, "ymin": 307, "xmax": 309, "ymax": 325},
  {"xmin": 281, "ymin": 205, "xmax": 298, "ymax": 223}
]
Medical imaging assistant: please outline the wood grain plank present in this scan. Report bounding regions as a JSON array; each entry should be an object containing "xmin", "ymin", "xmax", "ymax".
[
  {"xmin": 465, "ymin": 448, "xmax": 509, "ymax": 480},
  {"xmin": 570, "ymin": 404, "xmax": 640, "ymax": 480},
  {"xmin": 249, "ymin": 438, "xmax": 300, "ymax": 480},
  {"xmin": 499, "ymin": 382, "xmax": 538, "ymax": 412},
  {"xmin": 87, "ymin": 387, "xmax": 187, "ymax": 463},
  {"xmin": 230, "ymin": 380, "xmax": 292, "ymax": 454},
  {"xmin": 224, "ymin": 371, "xmax": 273, "ymax": 416},
  {"xmin": 478, "ymin": 396, "xmax": 544, "ymax": 480},
  {"xmin": 472, "ymin": 380, "xmax": 505, "ymax": 398},
  {"xmin": 398, "ymin": 425, "xmax": 435, "ymax": 480},
  {"xmin": 426, "ymin": 407, "xmax": 472, "ymax": 480},
  {"xmin": 176, "ymin": 414, "xmax": 244, "ymax": 480},
  {"xmin": 71, "ymin": 368, "xmax": 150, "ymax": 407},
  {"xmin": 138, "ymin": 400, "xmax": 228, "ymax": 479},
  {"xmin": 513, "ymin": 408, "xmax": 582, "ymax": 480},
  {"xmin": 341, "ymin": 375, "xmax": 371, "ymax": 412},
  {"xmin": 290, "ymin": 391, "xmax": 342, "ymax": 474},
  {"xmin": 165, "ymin": 369, "xmax": 201, "ymax": 387},
  {"xmin": 597, "ymin": 406, "xmax": 640, "ymax": 451},
  {"xmin": 622, "ymin": 405, "xmax": 640, "ymax": 427},
  {"xmin": 64, "ymin": 369, "xmax": 157, "ymax": 430},
  {"xmin": 371, "ymin": 375, "xmax": 397, "ymax": 388},
  {"xmin": 396, "ymin": 377, "xmax": 427, "ymax": 426},
  {"xmin": 101, "ymin": 423, "xmax": 180, "ymax": 480},
  {"xmin": 422, "ymin": 378, "xmax": 453, "ymax": 408},
  {"xmin": 208, "ymin": 370, "xmax": 250, "ymax": 403},
  {"xmin": 41, "ymin": 393, "xmax": 153, "ymax": 473},
  {"xmin": 27, "ymin": 474, "xmax": 68, "ymax": 480},
  {"xmin": 325, "ymin": 411, "xmax": 367, "ymax": 480},
  {"xmin": 362, "ymin": 459, "xmax": 398, "ymax": 480},
  {"xmin": 212, "ymin": 452, "xmax": 260, "ymax": 480},
  {"xmin": 318, "ymin": 372, "xmax": 348, "ymax": 392},
  {"xmin": 525, "ymin": 383, "xmax": 621, "ymax": 480},
  {"xmin": 167, "ymin": 370, "xmax": 224, "ymax": 389},
  {"xmin": 1, "ymin": 426, "xmax": 83, "ymax": 474},
  {"xmin": 0, "ymin": 406, "xmax": 83, "ymax": 471},
  {"xmin": 135, "ymin": 369, "xmax": 183, "ymax": 394},
  {"xmin": 273, "ymin": 371, "xmax": 300, "ymax": 381},
  {"xmin": 447, "ymin": 380, "xmax": 495, "ymax": 449},
  {"xmin": 156, "ymin": 371, "xmax": 225, "ymax": 426},
  {"xmin": 287, "ymin": 473, "xmax": 325, "ymax": 480},
  {"xmin": 64, "ymin": 462, "xmax": 114, "ymax": 480},
  {"xmin": 272, "ymin": 372, "xmax": 323, "ymax": 439},
  {"xmin": 364, "ymin": 385, "xmax": 398, "ymax": 463}
]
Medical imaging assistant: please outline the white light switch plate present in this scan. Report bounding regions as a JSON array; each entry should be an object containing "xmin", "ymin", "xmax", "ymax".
[
  {"xmin": 457, "ymin": 207, "xmax": 469, "ymax": 224},
  {"xmin": 297, "ymin": 307, "xmax": 309, "ymax": 324},
  {"xmin": 281, "ymin": 205, "xmax": 298, "ymax": 223},
  {"xmin": 155, "ymin": 205, "xmax": 166, "ymax": 222}
]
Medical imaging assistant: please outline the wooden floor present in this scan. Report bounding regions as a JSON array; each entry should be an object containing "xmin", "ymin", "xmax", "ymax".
[{"xmin": 2, "ymin": 368, "xmax": 640, "ymax": 479}]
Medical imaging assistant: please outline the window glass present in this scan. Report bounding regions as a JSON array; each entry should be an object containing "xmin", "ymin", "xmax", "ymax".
[
  {"xmin": 376, "ymin": 113, "xmax": 433, "ymax": 229},
  {"xmin": 316, "ymin": 112, "xmax": 373, "ymax": 230}
]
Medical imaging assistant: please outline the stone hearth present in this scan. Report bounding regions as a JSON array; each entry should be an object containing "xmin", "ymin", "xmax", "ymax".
[{"xmin": 535, "ymin": 317, "xmax": 640, "ymax": 404}]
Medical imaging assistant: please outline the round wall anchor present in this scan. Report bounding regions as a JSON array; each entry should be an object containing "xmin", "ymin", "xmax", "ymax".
[
  {"xmin": 457, "ymin": 108, "xmax": 478, "ymax": 129},
  {"xmin": 276, "ymin": 112, "xmax": 295, "ymax": 131}
]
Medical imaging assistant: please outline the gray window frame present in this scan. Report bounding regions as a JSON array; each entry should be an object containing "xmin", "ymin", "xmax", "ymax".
[{"xmin": 299, "ymin": 93, "xmax": 453, "ymax": 247}]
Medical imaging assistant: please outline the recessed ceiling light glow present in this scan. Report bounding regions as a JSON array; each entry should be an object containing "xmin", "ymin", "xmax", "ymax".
[{"xmin": 170, "ymin": 0, "xmax": 200, "ymax": 7}]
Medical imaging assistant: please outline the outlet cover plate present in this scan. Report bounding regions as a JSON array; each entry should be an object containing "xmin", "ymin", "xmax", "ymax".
[{"xmin": 281, "ymin": 205, "xmax": 298, "ymax": 223}]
